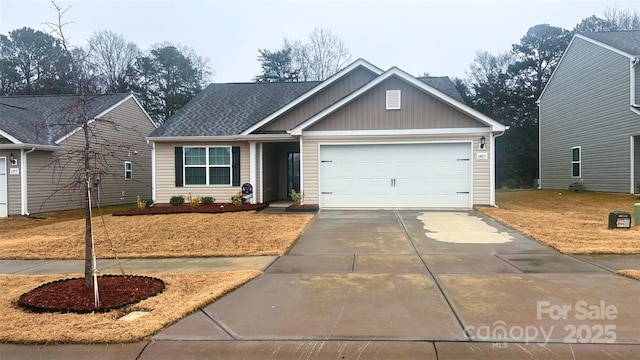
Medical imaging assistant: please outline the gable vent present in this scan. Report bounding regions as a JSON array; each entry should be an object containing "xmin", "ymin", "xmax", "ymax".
[{"xmin": 386, "ymin": 90, "xmax": 401, "ymax": 110}]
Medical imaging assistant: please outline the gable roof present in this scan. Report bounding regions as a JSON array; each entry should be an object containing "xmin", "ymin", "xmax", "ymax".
[
  {"xmin": 579, "ymin": 30, "xmax": 640, "ymax": 57},
  {"xmin": 0, "ymin": 93, "xmax": 132, "ymax": 146},
  {"xmin": 418, "ymin": 76, "xmax": 465, "ymax": 103},
  {"xmin": 149, "ymin": 81, "xmax": 321, "ymax": 138},
  {"xmin": 290, "ymin": 67, "xmax": 505, "ymax": 135}
]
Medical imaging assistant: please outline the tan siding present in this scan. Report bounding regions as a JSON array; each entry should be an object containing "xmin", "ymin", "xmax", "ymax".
[
  {"xmin": 301, "ymin": 133, "xmax": 492, "ymax": 206},
  {"xmin": 155, "ymin": 141, "xmax": 250, "ymax": 204},
  {"xmin": 259, "ymin": 67, "xmax": 377, "ymax": 131},
  {"xmin": 308, "ymin": 77, "xmax": 482, "ymax": 131},
  {"xmin": 24, "ymin": 97, "xmax": 156, "ymax": 214}
]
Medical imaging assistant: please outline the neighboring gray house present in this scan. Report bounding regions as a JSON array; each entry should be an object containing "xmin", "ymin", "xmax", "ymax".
[
  {"xmin": 148, "ymin": 59, "xmax": 506, "ymax": 209},
  {"xmin": 0, "ymin": 94, "xmax": 156, "ymax": 217},
  {"xmin": 539, "ymin": 30, "xmax": 640, "ymax": 193}
]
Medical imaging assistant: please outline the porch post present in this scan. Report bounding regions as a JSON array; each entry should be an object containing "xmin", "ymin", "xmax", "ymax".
[
  {"xmin": 258, "ymin": 143, "xmax": 264, "ymax": 203},
  {"xmin": 249, "ymin": 141, "xmax": 257, "ymax": 204}
]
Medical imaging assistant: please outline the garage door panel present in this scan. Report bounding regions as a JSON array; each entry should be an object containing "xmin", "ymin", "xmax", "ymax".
[{"xmin": 320, "ymin": 143, "xmax": 471, "ymax": 208}]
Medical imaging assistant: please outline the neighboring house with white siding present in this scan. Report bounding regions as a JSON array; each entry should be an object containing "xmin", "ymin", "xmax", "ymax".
[
  {"xmin": 0, "ymin": 93, "xmax": 156, "ymax": 217},
  {"xmin": 148, "ymin": 59, "xmax": 506, "ymax": 209},
  {"xmin": 539, "ymin": 30, "xmax": 640, "ymax": 193}
]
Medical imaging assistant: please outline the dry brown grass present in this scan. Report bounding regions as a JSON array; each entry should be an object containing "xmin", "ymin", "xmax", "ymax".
[
  {"xmin": 617, "ymin": 270, "xmax": 640, "ymax": 280},
  {"xmin": 0, "ymin": 212, "xmax": 314, "ymax": 259},
  {"xmin": 477, "ymin": 190, "xmax": 640, "ymax": 254},
  {"xmin": 0, "ymin": 271, "xmax": 260, "ymax": 344}
]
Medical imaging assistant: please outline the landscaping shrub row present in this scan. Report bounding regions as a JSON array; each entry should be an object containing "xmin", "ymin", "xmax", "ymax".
[{"xmin": 113, "ymin": 203, "xmax": 268, "ymax": 216}]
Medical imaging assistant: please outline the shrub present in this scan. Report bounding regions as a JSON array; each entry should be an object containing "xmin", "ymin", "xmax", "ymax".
[
  {"xmin": 136, "ymin": 195, "xmax": 147, "ymax": 209},
  {"xmin": 231, "ymin": 191, "xmax": 243, "ymax": 206},
  {"xmin": 201, "ymin": 196, "xmax": 215, "ymax": 205},
  {"xmin": 290, "ymin": 189, "xmax": 304, "ymax": 205},
  {"xmin": 186, "ymin": 192, "xmax": 201, "ymax": 207},
  {"xmin": 170, "ymin": 195, "xmax": 185, "ymax": 206}
]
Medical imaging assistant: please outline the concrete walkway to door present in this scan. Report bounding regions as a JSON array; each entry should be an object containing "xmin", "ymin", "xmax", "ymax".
[{"xmin": 2, "ymin": 210, "xmax": 639, "ymax": 359}]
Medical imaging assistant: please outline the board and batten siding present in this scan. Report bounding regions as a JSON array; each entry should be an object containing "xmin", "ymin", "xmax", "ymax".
[
  {"xmin": 258, "ymin": 67, "xmax": 377, "ymax": 132},
  {"xmin": 25, "ymin": 97, "xmax": 155, "ymax": 213},
  {"xmin": 308, "ymin": 77, "xmax": 481, "ymax": 131},
  {"xmin": 635, "ymin": 66, "xmax": 640, "ymax": 105},
  {"xmin": 301, "ymin": 134, "xmax": 492, "ymax": 207},
  {"xmin": 154, "ymin": 141, "xmax": 250, "ymax": 204},
  {"xmin": 539, "ymin": 37, "xmax": 640, "ymax": 193}
]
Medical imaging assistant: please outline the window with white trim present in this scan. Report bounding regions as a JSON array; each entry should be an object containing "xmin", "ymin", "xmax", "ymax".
[
  {"xmin": 184, "ymin": 146, "xmax": 231, "ymax": 185},
  {"xmin": 571, "ymin": 146, "xmax": 581, "ymax": 177},
  {"xmin": 386, "ymin": 90, "xmax": 401, "ymax": 110},
  {"xmin": 124, "ymin": 161, "xmax": 132, "ymax": 179}
]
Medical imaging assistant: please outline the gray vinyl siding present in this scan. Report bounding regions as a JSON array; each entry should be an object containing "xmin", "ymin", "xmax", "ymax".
[
  {"xmin": 308, "ymin": 77, "xmax": 482, "ymax": 131},
  {"xmin": 24, "ymin": 97, "xmax": 155, "ymax": 214},
  {"xmin": 301, "ymin": 134, "xmax": 491, "ymax": 206},
  {"xmin": 258, "ymin": 67, "xmax": 377, "ymax": 132},
  {"xmin": 636, "ymin": 66, "xmax": 640, "ymax": 105},
  {"xmin": 539, "ymin": 37, "xmax": 640, "ymax": 193},
  {"xmin": 154, "ymin": 141, "xmax": 249, "ymax": 204}
]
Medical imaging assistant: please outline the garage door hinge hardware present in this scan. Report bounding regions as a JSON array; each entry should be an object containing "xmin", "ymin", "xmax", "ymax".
[
  {"xmin": 457, "ymin": 191, "xmax": 470, "ymax": 194},
  {"xmin": 321, "ymin": 160, "xmax": 333, "ymax": 163},
  {"xmin": 321, "ymin": 191, "xmax": 333, "ymax": 194},
  {"xmin": 457, "ymin": 158, "xmax": 470, "ymax": 161}
]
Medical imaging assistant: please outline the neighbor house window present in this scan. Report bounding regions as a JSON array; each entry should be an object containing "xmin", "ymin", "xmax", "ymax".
[
  {"xmin": 571, "ymin": 146, "xmax": 581, "ymax": 177},
  {"xmin": 184, "ymin": 146, "xmax": 231, "ymax": 185},
  {"xmin": 124, "ymin": 161, "xmax": 132, "ymax": 179}
]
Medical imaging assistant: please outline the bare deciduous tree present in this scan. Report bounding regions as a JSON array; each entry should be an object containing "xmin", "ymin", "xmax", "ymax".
[
  {"xmin": 288, "ymin": 27, "xmax": 352, "ymax": 81},
  {"xmin": 87, "ymin": 30, "xmax": 141, "ymax": 93}
]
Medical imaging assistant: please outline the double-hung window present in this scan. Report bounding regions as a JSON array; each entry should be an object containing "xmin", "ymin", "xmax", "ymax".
[
  {"xmin": 184, "ymin": 147, "xmax": 231, "ymax": 185},
  {"xmin": 571, "ymin": 146, "xmax": 581, "ymax": 177},
  {"xmin": 124, "ymin": 161, "xmax": 132, "ymax": 179}
]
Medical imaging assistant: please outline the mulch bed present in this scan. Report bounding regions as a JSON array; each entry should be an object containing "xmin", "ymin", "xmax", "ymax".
[
  {"xmin": 286, "ymin": 204, "xmax": 319, "ymax": 213},
  {"xmin": 18, "ymin": 275, "xmax": 165, "ymax": 314},
  {"xmin": 113, "ymin": 203, "xmax": 268, "ymax": 216}
]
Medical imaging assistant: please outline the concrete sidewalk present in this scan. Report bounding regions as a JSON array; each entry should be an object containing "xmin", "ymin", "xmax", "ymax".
[{"xmin": 1, "ymin": 209, "xmax": 639, "ymax": 359}]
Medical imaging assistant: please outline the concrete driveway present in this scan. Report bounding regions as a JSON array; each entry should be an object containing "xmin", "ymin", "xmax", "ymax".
[
  {"xmin": 147, "ymin": 210, "xmax": 639, "ymax": 358},
  {"xmin": 3, "ymin": 210, "xmax": 639, "ymax": 359}
]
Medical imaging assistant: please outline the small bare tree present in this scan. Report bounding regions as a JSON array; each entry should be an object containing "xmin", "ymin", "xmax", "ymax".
[
  {"xmin": 288, "ymin": 27, "xmax": 352, "ymax": 81},
  {"xmin": 45, "ymin": 1, "xmax": 143, "ymax": 290}
]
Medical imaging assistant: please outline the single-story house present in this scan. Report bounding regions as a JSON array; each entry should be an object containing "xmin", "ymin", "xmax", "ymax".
[
  {"xmin": 538, "ymin": 30, "xmax": 640, "ymax": 193},
  {"xmin": 0, "ymin": 93, "xmax": 156, "ymax": 217},
  {"xmin": 148, "ymin": 59, "xmax": 506, "ymax": 208}
]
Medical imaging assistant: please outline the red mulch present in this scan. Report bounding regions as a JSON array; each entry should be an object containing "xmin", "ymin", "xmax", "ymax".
[
  {"xmin": 18, "ymin": 275, "xmax": 165, "ymax": 314},
  {"xmin": 112, "ymin": 203, "xmax": 268, "ymax": 216},
  {"xmin": 286, "ymin": 204, "xmax": 319, "ymax": 213}
]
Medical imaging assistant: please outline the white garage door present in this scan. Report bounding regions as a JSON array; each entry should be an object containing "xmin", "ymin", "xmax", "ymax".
[{"xmin": 319, "ymin": 143, "xmax": 471, "ymax": 208}]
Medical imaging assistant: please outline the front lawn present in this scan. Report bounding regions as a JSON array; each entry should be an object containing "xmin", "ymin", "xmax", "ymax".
[
  {"xmin": 477, "ymin": 190, "xmax": 640, "ymax": 254},
  {"xmin": 0, "ymin": 212, "xmax": 314, "ymax": 259}
]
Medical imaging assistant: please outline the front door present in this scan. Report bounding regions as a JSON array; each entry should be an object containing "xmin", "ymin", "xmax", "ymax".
[
  {"xmin": 287, "ymin": 151, "xmax": 300, "ymax": 199},
  {"xmin": 0, "ymin": 158, "xmax": 7, "ymax": 217}
]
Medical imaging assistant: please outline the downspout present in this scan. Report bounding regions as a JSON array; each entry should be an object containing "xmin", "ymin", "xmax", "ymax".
[
  {"xmin": 632, "ymin": 58, "xmax": 640, "ymax": 111},
  {"xmin": 20, "ymin": 147, "xmax": 36, "ymax": 216},
  {"xmin": 491, "ymin": 128, "xmax": 508, "ymax": 207}
]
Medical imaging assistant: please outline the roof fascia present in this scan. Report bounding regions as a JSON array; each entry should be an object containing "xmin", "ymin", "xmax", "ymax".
[
  {"xmin": 291, "ymin": 67, "xmax": 505, "ymax": 135},
  {"xmin": 240, "ymin": 59, "xmax": 384, "ymax": 135},
  {"xmin": 147, "ymin": 134, "xmax": 296, "ymax": 143},
  {"xmin": 0, "ymin": 143, "xmax": 58, "ymax": 151},
  {"xmin": 0, "ymin": 129, "xmax": 23, "ymax": 144}
]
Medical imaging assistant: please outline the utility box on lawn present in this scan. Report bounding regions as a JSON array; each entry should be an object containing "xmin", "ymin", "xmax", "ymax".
[{"xmin": 608, "ymin": 211, "xmax": 631, "ymax": 229}]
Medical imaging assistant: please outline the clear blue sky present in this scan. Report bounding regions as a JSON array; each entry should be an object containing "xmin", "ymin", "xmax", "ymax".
[{"xmin": 0, "ymin": 0, "xmax": 635, "ymax": 82}]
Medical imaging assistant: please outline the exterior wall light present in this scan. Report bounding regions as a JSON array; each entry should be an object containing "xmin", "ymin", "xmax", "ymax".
[
  {"xmin": 480, "ymin": 136, "xmax": 486, "ymax": 149},
  {"xmin": 9, "ymin": 152, "xmax": 17, "ymax": 165}
]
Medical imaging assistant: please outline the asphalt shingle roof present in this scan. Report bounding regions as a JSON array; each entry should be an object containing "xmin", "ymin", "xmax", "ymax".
[
  {"xmin": 152, "ymin": 74, "xmax": 467, "ymax": 138},
  {"xmin": 0, "ymin": 93, "xmax": 130, "ymax": 145},
  {"xmin": 581, "ymin": 30, "xmax": 640, "ymax": 56},
  {"xmin": 150, "ymin": 82, "xmax": 321, "ymax": 137},
  {"xmin": 418, "ymin": 76, "xmax": 465, "ymax": 103}
]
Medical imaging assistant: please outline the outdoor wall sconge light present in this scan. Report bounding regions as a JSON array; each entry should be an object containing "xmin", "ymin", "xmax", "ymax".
[
  {"xmin": 9, "ymin": 152, "xmax": 17, "ymax": 165},
  {"xmin": 480, "ymin": 136, "xmax": 486, "ymax": 149}
]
